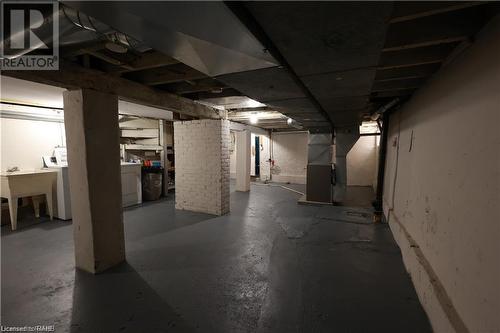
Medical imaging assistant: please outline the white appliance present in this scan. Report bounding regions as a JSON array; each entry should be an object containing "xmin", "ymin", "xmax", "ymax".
[
  {"xmin": 50, "ymin": 165, "xmax": 72, "ymax": 220},
  {"xmin": 44, "ymin": 149, "xmax": 71, "ymax": 220},
  {"xmin": 120, "ymin": 162, "xmax": 142, "ymax": 208},
  {"xmin": 43, "ymin": 149, "xmax": 142, "ymax": 220}
]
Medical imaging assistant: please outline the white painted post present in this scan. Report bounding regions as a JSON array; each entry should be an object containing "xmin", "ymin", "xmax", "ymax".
[
  {"xmin": 236, "ymin": 130, "xmax": 251, "ymax": 192},
  {"xmin": 63, "ymin": 89, "xmax": 125, "ymax": 274}
]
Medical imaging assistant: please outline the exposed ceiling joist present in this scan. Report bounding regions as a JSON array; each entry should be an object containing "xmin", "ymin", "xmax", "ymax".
[
  {"xmin": 375, "ymin": 62, "xmax": 441, "ymax": 80},
  {"xmin": 382, "ymin": 36, "xmax": 469, "ymax": 52},
  {"xmin": 389, "ymin": 2, "xmax": 487, "ymax": 23},
  {"xmin": 377, "ymin": 60, "xmax": 443, "ymax": 71},
  {"xmin": 378, "ymin": 43, "xmax": 458, "ymax": 69},
  {"xmin": 1, "ymin": 61, "xmax": 221, "ymax": 119},
  {"xmin": 86, "ymin": 50, "xmax": 135, "ymax": 70},
  {"xmin": 384, "ymin": 4, "xmax": 499, "ymax": 49}
]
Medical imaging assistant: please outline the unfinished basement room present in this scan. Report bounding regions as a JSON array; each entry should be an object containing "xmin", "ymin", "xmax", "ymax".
[{"xmin": 0, "ymin": 1, "xmax": 499, "ymax": 332}]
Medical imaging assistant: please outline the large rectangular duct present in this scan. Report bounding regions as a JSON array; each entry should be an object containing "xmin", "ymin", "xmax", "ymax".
[
  {"xmin": 306, "ymin": 133, "xmax": 333, "ymax": 203},
  {"xmin": 333, "ymin": 126, "xmax": 360, "ymax": 203}
]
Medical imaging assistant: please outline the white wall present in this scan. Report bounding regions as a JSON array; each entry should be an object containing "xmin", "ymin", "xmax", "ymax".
[
  {"xmin": 0, "ymin": 118, "xmax": 66, "ymax": 171},
  {"xmin": 259, "ymin": 134, "xmax": 271, "ymax": 181},
  {"xmin": 230, "ymin": 131, "xmax": 237, "ymax": 179},
  {"xmin": 383, "ymin": 17, "xmax": 500, "ymax": 333},
  {"xmin": 230, "ymin": 130, "xmax": 271, "ymax": 181},
  {"xmin": 271, "ymin": 132, "xmax": 308, "ymax": 184},
  {"xmin": 346, "ymin": 135, "xmax": 379, "ymax": 187},
  {"xmin": 0, "ymin": 76, "xmax": 172, "ymax": 173}
]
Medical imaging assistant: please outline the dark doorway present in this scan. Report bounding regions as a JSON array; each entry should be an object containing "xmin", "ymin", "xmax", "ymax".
[{"xmin": 255, "ymin": 135, "xmax": 260, "ymax": 177}]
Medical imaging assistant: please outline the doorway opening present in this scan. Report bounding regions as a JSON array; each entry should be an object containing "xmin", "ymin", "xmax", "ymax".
[{"xmin": 254, "ymin": 135, "xmax": 260, "ymax": 177}]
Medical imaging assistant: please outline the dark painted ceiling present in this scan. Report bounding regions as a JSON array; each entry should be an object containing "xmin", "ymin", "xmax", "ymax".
[
  {"xmin": 222, "ymin": 1, "xmax": 500, "ymax": 131},
  {"xmin": 13, "ymin": 1, "xmax": 498, "ymax": 131}
]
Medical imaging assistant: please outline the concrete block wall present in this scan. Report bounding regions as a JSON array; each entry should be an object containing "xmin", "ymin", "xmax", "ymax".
[
  {"xmin": 271, "ymin": 132, "xmax": 308, "ymax": 184},
  {"xmin": 382, "ymin": 16, "xmax": 500, "ymax": 333},
  {"xmin": 174, "ymin": 119, "xmax": 230, "ymax": 215}
]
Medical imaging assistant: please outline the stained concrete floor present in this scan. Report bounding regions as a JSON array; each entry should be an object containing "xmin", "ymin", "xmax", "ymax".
[{"xmin": 1, "ymin": 183, "xmax": 431, "ymax": 333}]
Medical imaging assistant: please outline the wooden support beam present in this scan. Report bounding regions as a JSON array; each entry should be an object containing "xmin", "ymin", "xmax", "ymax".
[
  {"xmin": 2, "ymin": 60, "xmax": 221, "ymax": 119},
  {"xmin": 125, "ymin": 63, "xmax": 206, "ymax": 85}
]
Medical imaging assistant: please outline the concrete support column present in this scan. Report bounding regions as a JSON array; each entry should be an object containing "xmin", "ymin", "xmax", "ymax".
[
  {"xmin": 63, "ymin": 89, "xmax": 125, "ymax": 274},
  {"xmin": 235, "ymin": 130, "xmax": 251, "ymax": 192},
  {"xmin": 174, "ymin": 119, "xmax": 230, "ymax": 215},
  {"xmin": 333, "ymin": 126, "xmax": 360, "ymax": 203}
]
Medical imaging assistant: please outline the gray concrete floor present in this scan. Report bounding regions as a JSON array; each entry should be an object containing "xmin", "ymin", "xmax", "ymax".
[{"xmin": 1, "ymin": 183, "xmax": 431, "ymax": 333}]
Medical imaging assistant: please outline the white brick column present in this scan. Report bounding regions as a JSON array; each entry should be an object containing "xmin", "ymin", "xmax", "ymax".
[{"xmin": 174, "ymin": 119, "xmax": 230, "ymax": 215}]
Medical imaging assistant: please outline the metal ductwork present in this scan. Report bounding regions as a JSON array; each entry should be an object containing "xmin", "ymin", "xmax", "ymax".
[
  {"xmin": 1, "ymin": 4, "xmax": 150, "ymax": 60},
  {"xmin": 333, "ymin": 126, "xmax": 360, "ymax": 203},
  {"xmin": 306, "ymin": 133, "xmax": 333, "ymax": 203},
  {"xmin": 62, "ymin": 1, "xmax": 279, "ymax": 77}
]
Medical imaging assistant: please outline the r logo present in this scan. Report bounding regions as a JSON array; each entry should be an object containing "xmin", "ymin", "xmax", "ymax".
[
  {"xmin": 9, "ymin": 7, "xmax": 49, "ymax": 50},
  {"xmin": 1, "ymin": 1, "xmax": 59, "ymax": 70}
]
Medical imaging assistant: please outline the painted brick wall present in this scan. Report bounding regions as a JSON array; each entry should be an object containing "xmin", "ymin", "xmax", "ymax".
[{"xmin": 174, "ymin": 119, "xmax": 230, "ymax": 215}]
